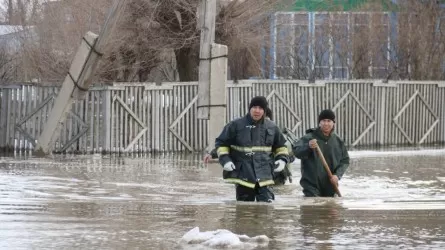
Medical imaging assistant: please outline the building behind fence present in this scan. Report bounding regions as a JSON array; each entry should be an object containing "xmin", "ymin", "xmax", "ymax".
[
  {"xmin": 0, "ymin": 80, "xmax": 444, "ymax": 154},
  {"xmin": 266, "ymin": 11, "xmax": 445, "ymax": 81}
]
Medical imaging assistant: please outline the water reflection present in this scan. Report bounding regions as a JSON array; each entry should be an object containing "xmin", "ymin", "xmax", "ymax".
[
  {"xmin": 223, "ymin": 204, "xmax": 278, "ymax": 238},
  {"xmin": 299, "ymin": 201, "xmax": 343, "ymax": 249}
]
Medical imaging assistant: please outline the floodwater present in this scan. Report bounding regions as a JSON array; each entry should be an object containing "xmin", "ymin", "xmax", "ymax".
[{"xmin": 1, "ymin": 149, "xmax": 445, "ymax": 249}]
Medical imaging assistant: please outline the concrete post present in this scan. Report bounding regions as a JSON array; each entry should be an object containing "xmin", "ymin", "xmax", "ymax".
[
  {"xmin": 197, "ymin": 0, "xmax": 216, "ymax": 120},
  {"xmin": 207, "ymin": 43, "xmax": 228, "ymax": 151},
  {"xmin": 34, "ymin": 0, "xmax": 127, "ymax": 156},
  {"xmin": 34, "ymin": 32, "xmax": 99, "ymax": 156}
]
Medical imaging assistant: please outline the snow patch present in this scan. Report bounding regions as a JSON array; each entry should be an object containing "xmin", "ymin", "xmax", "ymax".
[{"xmin": 180, "ymin": 227, "xmax": 269, "ymax": 249}]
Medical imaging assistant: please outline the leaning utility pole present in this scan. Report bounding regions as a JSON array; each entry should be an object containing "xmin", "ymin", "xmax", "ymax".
[
  {"xmin": 34, "ymin": 0, "xmax": 128, "ymax": 156},
  {"xmin": 197, "ymin": 0, "xmax": 228, "ymax": 151}
]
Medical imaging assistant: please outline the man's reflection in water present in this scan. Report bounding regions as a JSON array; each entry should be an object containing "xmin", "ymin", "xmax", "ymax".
[
  {"xmin": 299, "ymin": 201, "xmax": 344, "ymax": 250},
  {"xmin": 220, "ymin": 203, "xmax": 278, "ymax": 242}
]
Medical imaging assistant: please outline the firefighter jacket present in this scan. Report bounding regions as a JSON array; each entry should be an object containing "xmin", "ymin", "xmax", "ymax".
[{"xmin": 215, "ymin": 114, "xmax": 289, "ymax": 188}]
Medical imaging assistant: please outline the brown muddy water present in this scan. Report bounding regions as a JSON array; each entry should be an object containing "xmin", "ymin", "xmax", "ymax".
[{"xmin": 1, "ymin": 149, "xmax": 445, "ymax": 249}]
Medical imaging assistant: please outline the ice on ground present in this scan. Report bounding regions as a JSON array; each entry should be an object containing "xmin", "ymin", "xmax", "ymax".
[
  {"xmin": 179, "ymin": 227, "xmax": 269, "ymax": 249},
  {"xmin": 289, "ymin": 149, "xmax": 445, "ymax": 166},
  {"xmin": 348, "ymin": 148, "xmax": 445, "ymax": 158}
]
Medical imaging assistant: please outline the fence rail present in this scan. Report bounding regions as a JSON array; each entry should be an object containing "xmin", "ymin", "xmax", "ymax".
[{"xmin": 1, "ymin": 80, "xmax": 444, "ymax": 153}]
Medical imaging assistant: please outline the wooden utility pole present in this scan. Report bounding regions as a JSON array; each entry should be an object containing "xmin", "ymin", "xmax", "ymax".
[
  {"xmin": 197, "ymin": 0, "xmax": 216, "ymax": 120},
  {"xmin": 34, "ymin": 0, "xmax": 127, "ymax": 156}
]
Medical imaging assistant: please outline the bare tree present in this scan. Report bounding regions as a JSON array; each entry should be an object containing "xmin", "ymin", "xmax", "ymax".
[
  {"xmin": 396, "ymin": 0, "xmax": 445, "ymax": 80},
  {"xmin": 0, "ymin": 46, "xmax": 17, "ymax": 83},
  {"xmin": 15, "ymin": 0, "xmax": 445, "ymax": 83},
  {"xmin": 0, "ymin": 0, "xmax": 40, "ymax": 25},
  {"xmin": 11, "ymin": 0, "xmax": 288, "ymax": 84}
]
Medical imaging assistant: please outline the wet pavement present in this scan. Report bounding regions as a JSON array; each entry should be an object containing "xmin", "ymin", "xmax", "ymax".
[{"xmin": 1, "ymin": 149, "xmax": 445, "ymax": 249}]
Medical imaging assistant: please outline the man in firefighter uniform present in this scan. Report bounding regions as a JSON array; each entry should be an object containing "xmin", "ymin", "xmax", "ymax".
[{"xmin": 215, "ymin": 96, "xmax": 289, "ymax": 202}]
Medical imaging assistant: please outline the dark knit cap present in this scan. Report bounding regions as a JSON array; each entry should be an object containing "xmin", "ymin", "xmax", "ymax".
[
  {"xmin": 249, "ymin": 96, "xmax": 268, "ymax": 111},
  {"xmin": 318, "ymin": 109, "xmax": 335, "ymax": 123}
]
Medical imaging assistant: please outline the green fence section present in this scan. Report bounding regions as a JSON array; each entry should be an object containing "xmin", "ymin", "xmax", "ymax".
[{"xmin": 292, "ymin": 0, "xmax": 398, "ymax": 11}]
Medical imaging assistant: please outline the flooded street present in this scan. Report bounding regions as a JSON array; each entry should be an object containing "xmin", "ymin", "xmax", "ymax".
[{"xmin": 1, "ymin": 149, "xmax": 445, "ymax": 249}]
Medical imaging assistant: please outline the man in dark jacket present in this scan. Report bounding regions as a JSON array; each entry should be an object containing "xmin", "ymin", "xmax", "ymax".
[
  {"xmin": 292, "ymin": 109, "xmax": 349, "ymax": 197},
  {"xmin": 203, "ymin": 107, "xmax": 273, "ymax": 163},
  {"xmin": 205, "ymin": 107, "xmax": 276, "ymax": 163},
  {"xmin": 215, "ymin": 96, "xmax": 289, "ymax": 202},
  {"xmin": 204, "ymin": 108, "xmax": 294, "ymax": 185}
]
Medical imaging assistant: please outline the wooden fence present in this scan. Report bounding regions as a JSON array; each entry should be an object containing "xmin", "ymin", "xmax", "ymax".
[{"xmin": 1, "ymin": 80, "xmax": 444, "ymax": 153}]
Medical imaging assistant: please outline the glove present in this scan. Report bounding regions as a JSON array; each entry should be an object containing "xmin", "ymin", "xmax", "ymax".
[
  {"xmin": 274, "ymin": 160, "xmax": 286, "ymax": 172},
  {"xmin": 223, "ymin": 162, "xmax": 235, "ymax": 171}
]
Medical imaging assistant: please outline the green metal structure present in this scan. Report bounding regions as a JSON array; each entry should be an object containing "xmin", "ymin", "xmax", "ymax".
[{"xmin": 292, "ymin": 0, "xmax": 398, "ymax": 11}]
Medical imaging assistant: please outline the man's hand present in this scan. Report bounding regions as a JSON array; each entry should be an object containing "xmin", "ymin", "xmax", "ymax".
[
  {"xmin": 330, "ymin": 175, "xmax": 339, "ymax": 186},
  {"xmin": 274, "ymin": 160, "xmax": 286, "ymax": 172},
  {"xmin": 203, "ymin": 154, "xmax": 212, "ymax": 164},
  {"xmin": 309, "ymin": 139, "xmax": 318, "ymax": 149},
  {"xmin": 223, "ymin": 162, "xmax": 235, "ymax": 171}
]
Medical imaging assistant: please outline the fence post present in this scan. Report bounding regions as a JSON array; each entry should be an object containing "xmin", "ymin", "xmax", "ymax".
[
  {"xmin": 440, "ymin": 83, "xmax": 445, "ymax": 143},
  {"xmin": 308, "ymin": 87, "xmax": 316, "ymax": 128},
  {"xmin": 378, "ymin": 87, "xmax": 386, "ymax": 145},
  {"xmin": 102, "ymin": 88, "xmax": 111, "ymax": 153},
  {"xmin": 374, "ymin": 81, "xmax": 398, "ymax": 145},
  {"xmin": 5, "ymin": 88, "xmax": 12, "ymax": 150},
  {"xmin": 0, "ymin": 88, "xmax": 6, "ymax": 150}
]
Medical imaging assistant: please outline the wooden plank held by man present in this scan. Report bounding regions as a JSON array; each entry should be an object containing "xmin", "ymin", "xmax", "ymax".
[{"xmin": 315, "ymin": 144, "xmax": 342, "ymax": 197}]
